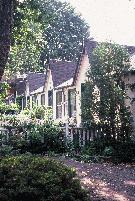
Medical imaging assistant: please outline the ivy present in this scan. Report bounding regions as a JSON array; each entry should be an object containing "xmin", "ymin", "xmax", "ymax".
[{"xmin": 82, "ymin": 42, "xmax": 132, "ymax": 141}]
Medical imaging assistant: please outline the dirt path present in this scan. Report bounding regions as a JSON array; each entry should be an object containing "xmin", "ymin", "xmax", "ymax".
[{"xmin": 59, "ymin": 158, "xmax": 135, "ymax": 201}]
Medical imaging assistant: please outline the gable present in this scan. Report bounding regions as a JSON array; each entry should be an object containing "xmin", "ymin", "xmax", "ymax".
[
  {"xmin": 28, "ymin": 73, "xmax": 46, "ymax": 94},
  {"xmin": 50, "ymin": 60, "xmax": 77, "ymax": 88},
  {"xmin": 44, "ymin": 69, "xmax": 53, "ymax": 91}
]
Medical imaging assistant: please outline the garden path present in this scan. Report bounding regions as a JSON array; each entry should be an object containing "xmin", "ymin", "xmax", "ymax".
[{"xmin": 59, "ymin": 158, "xmax": 135, "ymax": 201}]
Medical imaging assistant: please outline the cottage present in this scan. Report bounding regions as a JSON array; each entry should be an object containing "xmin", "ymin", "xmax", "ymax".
[
  {"xmin": 14, "ymin": 73, "xmax": 46, "ymax": 110},
  {"xmin": 13, "ymin": 40, "xmax": 135, "ymax": 129}
]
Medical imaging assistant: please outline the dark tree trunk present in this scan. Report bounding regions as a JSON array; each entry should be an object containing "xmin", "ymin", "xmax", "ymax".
[{"xmin": 0, "ymin": 0, "xmax": 13, "ymax": 81}]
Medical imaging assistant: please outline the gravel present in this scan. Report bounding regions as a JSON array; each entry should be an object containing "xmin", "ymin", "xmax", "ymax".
[{"xmin": 60, "ymin": 159, "xmax": 135, "ymax": 201}]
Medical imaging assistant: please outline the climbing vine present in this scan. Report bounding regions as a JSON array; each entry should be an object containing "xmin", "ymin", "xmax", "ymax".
[{"xmin": 82, "ymin": 42, "xmax": 132, "ymax": 141}]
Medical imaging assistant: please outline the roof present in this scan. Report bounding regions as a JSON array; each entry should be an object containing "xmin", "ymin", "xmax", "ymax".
[
  {"xmin": 30, "ymin": 86, "xmax": 44, "ymax": 95},
  {"xmin": 15, "ymin": 73, "xmax": 46, "ymax": 96},
  {"xmin": 49, "ymin": 60, "xmax": 77, "ymax": 88},
  {"xmin": 27, "ymin": 73, "xmax": 46, "ymax": 94},
  {"xmin": 55, "ymin": 78, "xmax": 73, "ymax": 89},
  {"xmin": 84, "ymin": 40, "xmax": 97, "ymax": 56}
]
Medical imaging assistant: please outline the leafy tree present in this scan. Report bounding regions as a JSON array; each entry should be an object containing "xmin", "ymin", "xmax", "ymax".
[
  {"xmin": 39, "ymin": 0, "xmax": 89, "ymax": 62},
  {"xmin": 82, "ymin": 42, "xmax": 132, "ymax": 141},
  {"xmin": 0, "ymin": 0, "xmax": 14, "ymax": 80},
  {"xmin": 7, "ymin": 0, "xmax": 90, "ymax": 74},
  {"xmin": 6, "ymin": 0, "xmax": 47, "ymax": 74}
]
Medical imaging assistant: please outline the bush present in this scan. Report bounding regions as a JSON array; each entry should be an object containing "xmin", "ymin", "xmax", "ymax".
[
  {"xmin": 0, "ymin": 155, "xmax": 88, "ymax": 201},
  {"xmin": 0, "ymin": 145, "xmax": 13, "ymax": 157},
  {"xmin": 81, "ymin": 139, "xmax": 135, "ymax": 163},
  {"xmin": 1, "ymin": 122, "xmax": 66, "ymax": 154},
  {"xmin": 103, "ymin": 146, "xmax": 115, "ymax": 157},
  {"xmin": 16, "ymin": 123, "xmax": 67, "ymax": 154}
]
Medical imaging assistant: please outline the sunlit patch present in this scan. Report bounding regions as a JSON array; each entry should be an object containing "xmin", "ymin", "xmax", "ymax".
[
  {"xmin": 79, "ymin": 174, "xmax": 131, "ymax": 201},
  {"xmin": 124, "ymin": 180, "xmax": 135, "ymax": 186},
  {"xmin": 62, "ymin": 160, "xmax": 135, "ymax": 201}
]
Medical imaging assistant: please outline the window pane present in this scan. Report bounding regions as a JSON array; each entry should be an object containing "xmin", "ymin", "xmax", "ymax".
[
  {"xmin": 32, "ymin": 95, "xmax": 37, "ymax": 107},
  {"xmin": 56, "ymin": 105, "xmax": 62, "ymax": 118},
  {"xmin": 48, "ymin": 90, "xmax": 53, "ymax": 106},
  {"xmin": 23, "ymin": 97, "xmax": 26, "ymax": 109},
  {"xmin": 68, "ymin": 89, "xmax": 76, "ymax": 117},
  {"xmin": 56, "ymin": 91, "xmax": 62, "ymax": 104},
  {"xmin": 63, "ymin": 94, "xmax": 66, "ymax": 116},
  {"xmin": 41, "ymin": 94, "xmax": 45, "ymax": 105},
  {"xmin": 56, "ymin": 91, "xmax": 62, "ymax": 118}
]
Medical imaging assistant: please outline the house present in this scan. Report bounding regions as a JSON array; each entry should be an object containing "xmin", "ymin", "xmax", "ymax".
[
  {"xmin": 14, "ymin": 58, "xmax": 87, "ymax": 126},
  {"xmin": 13, "ymin": 40, "xmax": 135, "ymax": 129},
  {"xmin": 14, "ymin": 73, "xmax": 46, "ymax": 110}
]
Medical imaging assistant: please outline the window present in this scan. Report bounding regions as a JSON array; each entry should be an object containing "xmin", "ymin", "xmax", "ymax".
[
  {"xmin": 48, "ymin": 90, "xmax": 53, "ymax": 106},
  {"xmin": 68, "ymin": 89, "xmax": 76, "ymax": 118},
  {"xmin": 41, "ymin": 94, "xmax": 45, "ymax": 105},
  {"xmin": 32, "ymin": 95, "xmax": 37, "ymax": 107},
  {"xmin": 81, "ymin": 83, "xmax": 85, "ymax": 93},
  {"xmin": 56, "ymin": 91, "xmax": 62, "ymax": 118},
  {"xmin": 27, "ymin": 96, "xmax": 30, "ymax": 108},
  {"xmin": 22, "ymin": 97, "xmax": 26, "ymax": 109},
  {"xmin": 63, "ymin": 93, "xmax": 66, "ymax": 116}
]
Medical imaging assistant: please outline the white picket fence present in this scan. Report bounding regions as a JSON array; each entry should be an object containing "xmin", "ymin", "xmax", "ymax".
[
  {"xmin": 0, "ymin": 120, "xmax": 104, "ymax": 146},
  {"xmin": 60, "ymin": 125, "xmax": 103, "ymax": 146}
]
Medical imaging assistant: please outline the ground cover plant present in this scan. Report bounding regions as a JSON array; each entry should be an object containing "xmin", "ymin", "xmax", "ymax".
[
  {"xmin": 77, "ymin": 139, "xmax": 135, "ymax": 163},
  {"xmin": 0, "ymin": 155, "xmax": 88, "ymax": 201}
]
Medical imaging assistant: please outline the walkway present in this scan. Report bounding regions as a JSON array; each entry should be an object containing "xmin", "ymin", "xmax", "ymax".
[{"xmin": 61, "ymin": 159, "xmax": 135, "ymax": 201}]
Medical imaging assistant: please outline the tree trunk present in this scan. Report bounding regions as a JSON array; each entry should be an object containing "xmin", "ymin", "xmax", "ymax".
[{"xmin": 0, "ymin": 0, "xmax": 13, "ymax": 81}]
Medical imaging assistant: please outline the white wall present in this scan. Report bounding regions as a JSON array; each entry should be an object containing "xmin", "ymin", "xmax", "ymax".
[
  {"xmin": 75, "ymin": 53, "xmax": 90, "ymax": 126},
  {"xmin": 44, "ymin": 70, "xmax": 53, "ymax": 106},
  {"xmin": 123, "ymin": 72, "xmax": 135, "ymax": 140}
]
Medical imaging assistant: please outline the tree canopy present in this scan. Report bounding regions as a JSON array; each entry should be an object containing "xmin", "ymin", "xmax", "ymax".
[
  {"xmin": 7, "ymin": 0, "xmax": 90, "ymax": 74},
  {"xmin": 82, "ymin": 42, "xmax": 132, "ymax": 141}
]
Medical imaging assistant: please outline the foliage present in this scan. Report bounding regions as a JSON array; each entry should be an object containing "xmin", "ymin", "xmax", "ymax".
[
  {"xmin": 30, "ymin": 105, "xmax": 53, "ymax": 120},
  {"xmin": 0, "ymin": 82, "xmax": 19, "ymax": 114},
  {"xmin": 39, "ymin": 0, "xmax": 89, "ymax": 62},
  {"xmin": 7, "ymin": 0, "xmax": 46, "ymax": 74},
  {"xmin": 1, "ymin": 119, "xmax": 66, "ymax": 154},
  {"xmin": 0, "ymin": 103, "xmax": 19, "ymax": 114},
  {"xmin": 82, "ymin": 42, "xmax": 132, "ymax": 141},
  {"xmin": 0, "ymin": 145, "xmax": 13, "ymax": 157},
  {"xmin": 0, "ymin": 155, "xmax": 88, "ymax": 201},
  {"xmin": 1, "ymin": 105, "xmax": 52, "ymax": 126},
  {"xmin": 103, "ymin": 146, "xmax": 115, "ymax": 157},
  {"xmin": 80, "ymin": 139, "xmax": 135, "ymax": 163},
  {"xmin": 7, "ymin": 0, "xmax": 89, "ymax": 74},
  {"xmin": 0, "ymin": 82, "xmax": 9, "ymax": 100}
]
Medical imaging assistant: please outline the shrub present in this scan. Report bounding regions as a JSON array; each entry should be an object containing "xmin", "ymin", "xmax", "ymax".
[
  {"xmin": 1, "ymin": 121, "xmax": 66, "ymax": 154},
  {"xmin": 16, "ymin": 123, "xmax": 67, "ymax": 154},
  {"xmin": 103, "ymin": 146, "xmax": 115, "ymax": 157},
  {"xmin": 0, "ymin": 145, "xmax": 13, "ymax": 157},
  {"xmin": 81, "ymin": 139, "xmax": 135, "ymax": 163},
  {"xmin": 0, "ymin": 155, "xmax": 88, "ymax": 201}
]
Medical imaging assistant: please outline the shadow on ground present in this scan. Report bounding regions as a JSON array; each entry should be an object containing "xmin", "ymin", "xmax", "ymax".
[{"xmin": 60, "ymin": 159, "xmax": 135, "ymax": 201}]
